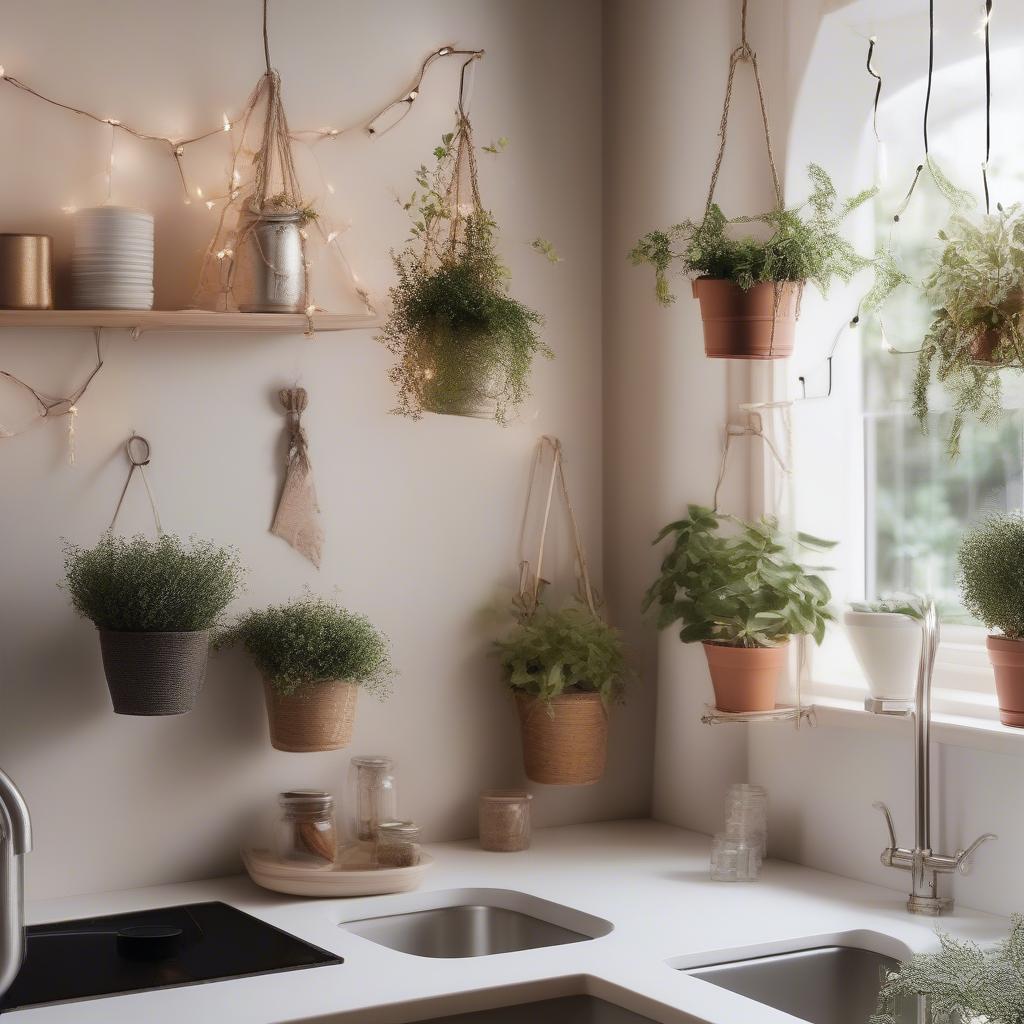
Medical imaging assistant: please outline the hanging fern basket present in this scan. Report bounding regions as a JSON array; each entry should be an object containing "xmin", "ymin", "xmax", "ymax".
[{"xmin": 692, "ymin": 279, "xmax": 801, "ymax": 360}]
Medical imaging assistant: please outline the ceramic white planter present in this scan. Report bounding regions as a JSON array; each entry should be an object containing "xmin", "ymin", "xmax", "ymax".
[{"xmin": 842, "ymin": 610, "xmax": 923, "ymax": 700}]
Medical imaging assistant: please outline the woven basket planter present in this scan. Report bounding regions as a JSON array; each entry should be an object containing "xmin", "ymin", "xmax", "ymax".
[
  {"xmin": 263, "ymin": 679, "xmax": 359, "ymax": 752},
  {"xmin": 515, "ymin": 691, "xmax": 608, "ymax": 786},
  {"xmin": 98, "ymin": 629, "xmax": 210, "ymax": 716}
]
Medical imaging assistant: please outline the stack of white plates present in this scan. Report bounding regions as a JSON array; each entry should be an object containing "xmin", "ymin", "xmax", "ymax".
[{"xmin": 72, "ymin": 206, "xmax": 154, "ymax": 310}]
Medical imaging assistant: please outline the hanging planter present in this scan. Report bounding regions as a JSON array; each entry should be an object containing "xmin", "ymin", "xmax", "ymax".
[
  {"xmin": 494, "ymin": 437, "xmax": 627, "ymax": 785},
  {"xmin": 958, "ymin": 513, "xmax": 1024, "ymax": 728},
  {"xmin": 643, "ymin": 505, "xmax": 834, "ymax": 714},
  {"xmin": 219, "ymin": 596, "xmax": 394, "ymax": 752},
  {"xmin": 843, "ymin": 598, "xmax": 926, "ymax": 702},
  {"xmin": 63, "ymin": 533, "xmax": 244, "ymax": 716},
  {"xmin": 629, "ymin": 1, "xmax": 873, "ymax": 361},
  {"xmin": 912, "ymin": 206, "xmax": 1024, "ymax": 458},
  {"xmin": 379, "ymin": 59, "xmax": 551, "ymax": 422}
]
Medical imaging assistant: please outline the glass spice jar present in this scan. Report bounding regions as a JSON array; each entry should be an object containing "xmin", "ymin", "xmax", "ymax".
[
  {"xmin": 272, "ymin": 790, "xmax": 338, "ymax": 867},
  {"xmin": 375, "ymin": 820, "xmax": 421, "ymax": 868},
  {"xmin": 478, "ymin": 790, "xmax": 533, "ymax": 852},
  {"xmin": 350, "ymin": 755, "xmax": 398, "ymax": 842}
]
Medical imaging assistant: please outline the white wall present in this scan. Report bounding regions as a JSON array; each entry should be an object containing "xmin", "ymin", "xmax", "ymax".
[
  {"xmin": 603, "ymin": 0, "xmax": 785, "ymax": 837},
  {"xmin": 0, "ymin": 0, "xmax": 659, "ymax": 902}
]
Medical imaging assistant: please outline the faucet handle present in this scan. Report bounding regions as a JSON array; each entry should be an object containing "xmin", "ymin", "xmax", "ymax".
[
  {"xmin": 955, "ymin": 833, "xmax": 997, "ymax": 875},
  {"xmin": 873, "ymin": 801, "xmax": 899, "ymax": 850}
]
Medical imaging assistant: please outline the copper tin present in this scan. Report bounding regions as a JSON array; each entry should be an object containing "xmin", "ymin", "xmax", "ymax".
[{"xmin": 0, "ymin": 234, "xmax": 54, "ymax": 309}]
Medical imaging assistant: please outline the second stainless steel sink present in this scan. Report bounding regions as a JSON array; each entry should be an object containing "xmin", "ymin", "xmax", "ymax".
[
  {"xmin": 686, "ymin": 946, "xmax": 915, "ymax": 1024},
  {"xmin": 341, "ymin": 889, "xmax": 612, "ymax": 959}
]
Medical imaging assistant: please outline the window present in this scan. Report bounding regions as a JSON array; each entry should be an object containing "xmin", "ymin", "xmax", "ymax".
[{"xmin": 781, "ymin": 5, "xmax": 1024, "ymax": 719}]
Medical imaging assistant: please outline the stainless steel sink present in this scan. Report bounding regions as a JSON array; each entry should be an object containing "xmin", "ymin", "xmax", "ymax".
[
  {"xmin": 411, "ymin": 994, "xmax": 658, "ymax": 1023},
  {"xmin": 686, "ymin": 946, "xmax": 916, "ymax": 1024},
  {"xmin": 344, "ymin": 904, "xmax": 589, "ymax": 959}
]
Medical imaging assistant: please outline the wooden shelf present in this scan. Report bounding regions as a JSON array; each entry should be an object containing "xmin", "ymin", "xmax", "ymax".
[{"xmin": 0, "ymin": 309, "xmax": 380, "ymax": 336}]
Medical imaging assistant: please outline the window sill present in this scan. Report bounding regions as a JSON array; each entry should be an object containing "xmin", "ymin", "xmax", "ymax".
[{"xmin": 810, "ymin": 695, "xmax": 1024, "ymax": 758}]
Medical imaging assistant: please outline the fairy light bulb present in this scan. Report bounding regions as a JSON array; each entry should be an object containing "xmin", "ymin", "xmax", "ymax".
[
  {"xmin": 407, "ymin": 89, "xmax": 419, "ymax": 101},
  {"xmin": 438, "ymin": 46, "xmax": 452, "ymax": 56},
  {"xmin": 205, "ymin": 199, "xmax": 215, "ymax": 210},
  {"xmin": 195, "ymin": 186, "xmax": 204, "ymax": 199},
  {"xmin": 105, "ymin": 118, "xmax": 120, "ymax": 126},
  {"xmin": 222, "ymin": 113, "xmax": 231, "ymax": 132},
  {"xmin": 0, "ymin": 65, "xmax": 6, "ymax": 78},
  {"xmin": 305, "ymin": 304, "xmax": 316, "ymax": 316},
  {"xmin": 232, "ymin": 168, "xmax": 241, "ymax": 186},
  {"xmin": 174, "ymin": 145, "xmax": 185, "ymax": 157},
  {"xmin": 326, "ymin": 183, "xmax": 336, "ymax": 195},
  {"xmin": 60, "ymin": 204, "xmax": 77, "ymax": 214},
  {"xmin": 326, "ymin": 231, "xmax": 338, "ymax": 243}
]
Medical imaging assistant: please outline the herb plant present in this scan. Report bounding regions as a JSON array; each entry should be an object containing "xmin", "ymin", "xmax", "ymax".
[
  {"xmin": 380, "ymin": 128, "xmax": 551, "ymax": 422},
  {"xmin": 849, "ymin": 595, "xmax": 928, "ymax": 619},
  {"xmin": 957, "ymin": 512, "xmax": 1024, "ymax": 639},
  {"xmin": 643, "ymin": 505, "xmax": 835, "ymax": 648},
  {"xmin": 495, "ymin": 604, "xmax": 627, "ymax": 705},
  {"xmin": 63, "ymin": 533, "xmax": 244, "ymax": 632},
  {"xmin": 870, "ymin": 915, "xmax": 1024, "ymax": 1024},
  {"xmin": 912, "ymin": 203, "xmax": 1024, "ymax": 458},
  {"xmin": 218, "ymin": 596, "xmax": 394, "ymax": 697},
  {"xmin": 630, "ymin": 164, "xmax": 875, "ymax": 304},
  {"xmin": 260, "ymin": 191, "xmax": 318, "ymax": 225}
]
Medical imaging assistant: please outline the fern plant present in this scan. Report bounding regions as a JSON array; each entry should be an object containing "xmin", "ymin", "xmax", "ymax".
[
  {"xmin": 630, "ymin": 164, "xmax": 875, "ymax": 304},
  {"xmin": 495, "ymin": 604, "xmax": 627, "ymax": 705},
  {"xmin": 380, "ymin": 129, "xmax": 551, "ymax": 422},
  {"xmin": 913, "ymin": 203, "xmax": 1024, "ymax": 458},
  {"xmin": 642, "ymin": 505, "xmax": 835, "ymax": 648},
  {"xmin": 871, "ymin": 915, "xmax": 1024, "ymax": 1024}
]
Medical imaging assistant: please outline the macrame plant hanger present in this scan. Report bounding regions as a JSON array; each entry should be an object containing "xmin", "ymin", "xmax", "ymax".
[
  {"xmin": 516, "ymin": 435, "xmax": 598, "ymax": 623},
  {"xmin": 109, "ymin": 434, "xmax": 163, "ymax": 536},
  {"xmin": 703, "ymin": 0, "xmax": 798, "ymax": 358},
  {"xmin": 704, "ymin": 421, "xmax": 815, "ymax": 728}
]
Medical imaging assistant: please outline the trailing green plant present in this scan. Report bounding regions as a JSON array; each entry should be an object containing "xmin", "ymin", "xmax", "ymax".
[
  {"xmin": 62, "ymin": 533, "xmax": 244, "ymax": 632},
  {"xmin": 630, "ymin": 164, "xmax": 875, "ymax": 304},
  {"xmin": 379, "ymin": 127, "xmax": 551, "ymax": 422},
  {"xmin": 912, "ymin": 203, "xmax": 1024, "ymax": 458},
  {"xmin": 218, "ymin": 596, "xmax": 395, "ymax": 697},
  {"xmin": 642, "ymin": 505, "xmax": 835, "ymax": 648},
  {"xmin": 849, "ymin": 594, "xmax": 928, "ymax": 619},
  {"xmin": 957, "ymin": 512, "xmax": 1024, "ymax": 639},
  {"xmin": 495, "ymin": 604, "xmax": 627, "ymax": 705},
  {"xmin": 870, "ymin": 915, "xmax": 1024, "ymax": 1024}
]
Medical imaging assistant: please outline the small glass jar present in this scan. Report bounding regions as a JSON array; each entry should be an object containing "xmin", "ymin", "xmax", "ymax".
[
  {"xmin": 478, "ymin": 790, "xmax": 532, "ymax": 852},
  {"xmin": 375, "ymin": 820, "xmax": 421, "ymax": 868},
  {"xmin": 710, "ymin": 830, "xmax": 762, "ymax": 882},
  {"xmin": 272, "ymin": 790, "xmax": 337, "ymax": 867},
  {"xmin": 350, "ymin": 755, "xmax": 398, "ymax": 842}
]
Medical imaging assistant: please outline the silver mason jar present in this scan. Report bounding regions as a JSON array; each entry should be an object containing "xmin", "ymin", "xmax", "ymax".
[{"xmin": 233, "ymin": 207, "xmax": 306, "ymax": 313}]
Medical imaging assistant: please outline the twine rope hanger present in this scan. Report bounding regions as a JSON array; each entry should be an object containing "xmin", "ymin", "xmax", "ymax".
[
  {"xmin": 109, "ymin": 433, "xmax": 162, "ymax": 535},
  {"xmin": 517, "ymin": 436, "xmax": 598, "ymax": 621},
  {"xmin": 703, "ymin": 0, "xmax": 793, "ymax": 357}
]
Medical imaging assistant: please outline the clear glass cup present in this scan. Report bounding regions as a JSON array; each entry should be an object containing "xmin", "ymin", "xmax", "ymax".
[
  {"xmin": 478, "ymin": 790, "xmax": 532, "ymax": 852},
  {"xmin": 272, "ymin": 790, "xmax": 337, "ymax": 867},
  {"xmin": 375, "ymin": 820, "xmax": 421, "ymax": 867},
  {"xmin": 350, "ymin": 755, "xmax": 398, "ymax": 842},
  {"xmin": 725, "ymin": 783, "xmax": 768, "ymax": 855},
  {"xmin": 710, "ymin": 830, "xmax": 762, "ymax": 882}
]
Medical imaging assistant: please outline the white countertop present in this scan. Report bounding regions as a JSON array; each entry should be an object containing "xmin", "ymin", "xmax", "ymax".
[{"xmin": 8, "ymin": 819, "xmax": 1007, "ymax": 1024}]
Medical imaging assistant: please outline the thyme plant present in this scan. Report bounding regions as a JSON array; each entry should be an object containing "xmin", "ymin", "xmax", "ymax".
[
  {"xmin": 630, "ymin": 164, "xmax": 875, "ymax": 304},
  {"xmin": 642, "ymin": 505, "xmax": 835, "ymax": 648},
  {"xmin": 63, "ymin": 533, "xmax": 244, "ymax": 632},
  {"xmin": 495, "ymin": 604, "xmax": 627, "ymax": 705},
  {"xmin": 849, "ymin": 595, "xmax": 929, "ymax": 619},
  {"xmin": 218, "ymin": 596, "xmax": 395, "ymax": 697},
  {"xmin": 871, "ymin": 915, "xmax": 1024, "ymax": 1024},
  {"xmin": 913, "ymin": 203, "xmax": 1024, "ymax": 458},
  {"xmin": 380, "ymin": 129, "xmax": 550, "ymax": 422},
  {"xmin": 957, "ymin": 512, "xmax": 1024, "ymax": 639}
]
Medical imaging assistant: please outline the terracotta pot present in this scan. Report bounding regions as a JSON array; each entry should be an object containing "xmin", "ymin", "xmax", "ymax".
[
  {"xmin": 515, "ymin": 692, "xmax": 608, "ymax": 786},
  {"xmin": 691, "ymin": 278, "xmax": 801, "ymax": 360},
  {"xmin": 702, "ymin": 642, "xmax": 789, "ymax": 713},
  {"xmin": 971, "ymin": 329, "xmax": 1000, "ymax": 365},
  {"xmin": 263, "ymin": 679, "xmax": 359, "ymax": 752},
  {"xmin": 99, "ymin": 629, "xmax": 210, "ymax": 716},
  {"xmin": 985, "ymin": 636, "xmax": 1024, "ymax": 728}
]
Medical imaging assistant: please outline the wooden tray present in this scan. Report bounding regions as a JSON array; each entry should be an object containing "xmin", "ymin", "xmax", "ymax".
[{"xmin": 243, "ymin": 847, "xmax": 434, "ymax": 898}]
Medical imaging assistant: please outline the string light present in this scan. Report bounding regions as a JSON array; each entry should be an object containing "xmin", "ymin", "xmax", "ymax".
[
  {"xmin": 222, "ymin": 113, "xmax": 232, "ymax": 132},
  {"xmin": 205, "ymin": 199, "xmax": 215, "ymax": 210}
]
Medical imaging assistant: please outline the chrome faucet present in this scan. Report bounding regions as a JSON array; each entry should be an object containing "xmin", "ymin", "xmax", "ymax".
[
  {"xmin": 0, "ymin": 769, "xmax": 31, "ymax": 998},
  {"xmin": 870, "ymin": 602, "xmax": 996, "ymax": 915}
]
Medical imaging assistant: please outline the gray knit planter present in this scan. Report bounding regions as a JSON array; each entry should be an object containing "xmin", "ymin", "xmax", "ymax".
[{"xmin": 98, "ymin": 630, "xmax": 211, "ymax": 716}]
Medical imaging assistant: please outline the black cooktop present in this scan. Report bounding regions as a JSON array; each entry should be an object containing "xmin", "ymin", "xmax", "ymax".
[{"xmin": 0, "ymin": 900, "xmax": 343, "ymax": 1011}]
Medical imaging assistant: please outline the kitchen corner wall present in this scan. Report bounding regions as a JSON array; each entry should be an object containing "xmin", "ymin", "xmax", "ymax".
[{"xmin": 0, "ymin": 0, "xmax": 658, "ymax": 902}]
